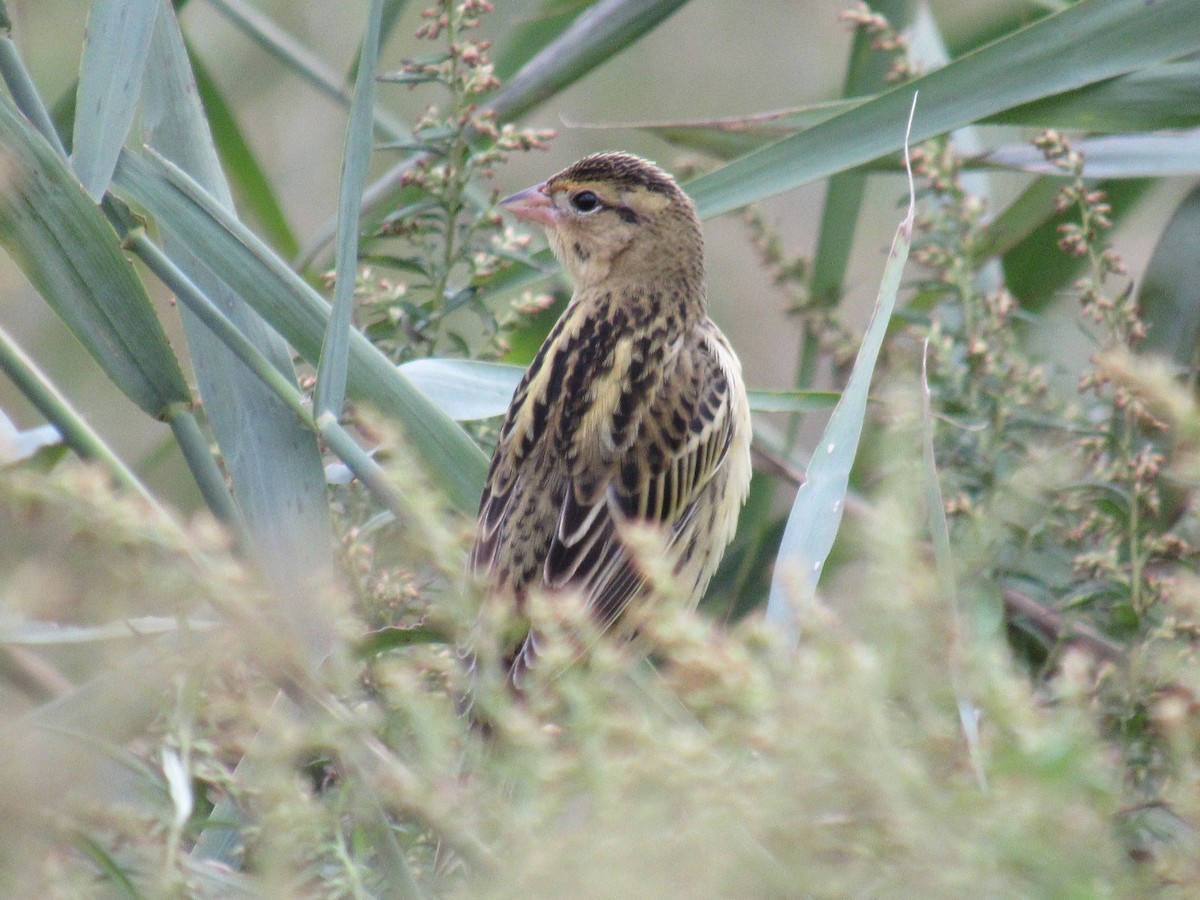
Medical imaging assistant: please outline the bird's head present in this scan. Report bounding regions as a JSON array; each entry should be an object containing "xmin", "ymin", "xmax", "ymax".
[{"xmin": 500, "ymin": 152, "xmax": 703, "ymax": 289}]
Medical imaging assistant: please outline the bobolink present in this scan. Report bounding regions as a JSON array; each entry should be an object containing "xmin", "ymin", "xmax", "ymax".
[{"xmin": 471, "ymin": 152, "xmax": 752, "ymax": 677}]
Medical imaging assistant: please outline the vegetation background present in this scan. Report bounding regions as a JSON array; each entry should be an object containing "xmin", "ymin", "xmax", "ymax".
[{"xmin": 1, "ymin": 0, "xmax": 1199, "ymax": 896}]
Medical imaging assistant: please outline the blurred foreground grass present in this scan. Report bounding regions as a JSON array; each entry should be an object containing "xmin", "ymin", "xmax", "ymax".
[{"xmin": 0, "ymin": 422, "xmax": 1163, "ymax": 897}]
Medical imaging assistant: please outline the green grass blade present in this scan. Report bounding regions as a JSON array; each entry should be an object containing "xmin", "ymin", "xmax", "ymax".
[
  {"xmin": 0, "ymin": 27, "xmax": 67, "ymax": 156},
  {"xmin": 26, "ymin": 666, "xmax": 164, "ymax": 738},
  {"xmin": 799, "ymin": 0, "xmax": 912, "ymax": 405},
  {"xmin": 400, "ymin": 358, "xmax": 523, "ymax": 421},
  {"xmin": 603, "ymin": 102, "xmax": 856, "ymax": 160},
  {"xmin": 143, "ymin": 7, "xmax": 335, "ymax": 627},
  {"xmin": 812, "ymin": 1, "xmax": 908, "ymax": 299},
  {"xmin": 0, "ymin": 95, "xmax": 191, "ymax": 418},
  {"xmin": 747, "ymin": 390, "xmax": 841, "ymax": 414},
  {"xmin": 130, "ymin": 228, "xmax": 408, "ymax": 523},
  {"xmin": 688, "ymin": 0, "xmax": 1200, "ymax": 219},
  {"xmin": 72, "ymin": 833, "xmax": 146, "ymax": 899},
  {"xmin": 317, "ymin": 0, "xmax": 385, "ymax": 419},
  {"xmin": 908, "ymin": 3, "xmax": 1000, "ymax": 296},
  {"xmin": 494, "ymin": 0, "xmax": 598, "ymax": 80},
  {"xmin": 398, "ymin": 358, "xmax": 842, "ymax": 422},
  {"xmin": 0, "ymin": 324, "xmax": 156, "ymax": 504},
  {"xmin": 19, "ymin": 653, "xmax": 177, "ymax": 889},
  {"xmin": 975, "ymin": 176, "xmax": 1064, "ymax": 262},
  {"xmin": 488, "ymin": 0, "xmax": 691, "ymax": 122},
  {"xmin": 346, "ymin": 0, "xmax": 410, "ymax": 81},
  {"xmin": 989, "ymin": 57, "xmax": 1200, "ymax": 132},
  {"xmin": 0, "ymin": 616, "xmax": 217, "ymax": 646},
  {"xmin": 202, "ymin": 0, "xmax": 419, "ymax": 271},
  {"xmin": 165, "ymin": 408, "xmax": 248, "ymax": 540},
  {"xmin": 920, "ymin": 341, "xmax": 987, "ymax": 792},
  {"xmin": 126, "ymin": 231, "xmax": 313, "ymax": 428},
  {"xmin": 72, "ymin": 0, "xmax": 158, "ymax": 200},
  {"xmin": 766, "ymin": 95, "xmax": 917, "ymax": 640},
  {"xmin": 985, "ymin": 130, "xmax": 1200, "ymax": 177},
  {"xmin": 1138, "ymin": 185, "xmax": 1200, "ymax": 369},
  {"xmin": 639, "ymin": 57, "xmax": 1200, "ymax": 161},
  {"xmin": 110, "ymin": 148, "xmax": 489, "ymax": 513}
]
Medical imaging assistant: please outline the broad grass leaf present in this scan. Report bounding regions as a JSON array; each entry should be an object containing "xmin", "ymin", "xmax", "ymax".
[
  {"xmin": 1138, "ymin": 185, "xmax": 1200, "ymax": 368},
  {"xmin": 0, "ymin": 95, "xmax": 190, "ymax": 418},
  {"xmin": 0, "ymin": 616, "xmax": 217, "ymax": 645},
  {"xmin": 985, "ymin": 131, "xmax": 1200, "ymax": 178},
  {"xmin": 144, "ymin": 7, "xmax": 336, "ymax": 617},
  {"xmin": 990, "ymin": 58, "xmax": 1200, "ymax": 132},
  {"xmin": 401, "ymin": 358, "xmax": 523, "ymax": 421},
  {"xmin": 637, "ymin": 59, "xmax": 1200, "ymax": 161},
  {"xmin": 767, "ymin": 145, "xmax": 915, "ymax": 636},
  {"xmin": 400, "ymin": 358, "xmax": 843, "ymax": 422},
  {"xmin": 688, "ymin": 0, "xmax": 1200, "ymax": 219},
  {"xmin": 493, "ymin": 0, "xmax": 596, "ymax": 81},
  {"xmin": 317, "ymin": 0, "xmax": 386, "ymax": 419},
  {"xmin": 72, "ymin": 0, "xmax": 158, "ymax": 199}
]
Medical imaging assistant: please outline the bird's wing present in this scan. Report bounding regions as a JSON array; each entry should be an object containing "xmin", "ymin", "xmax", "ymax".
[
  {"xmin": 543, "ymin": 325, "xmax": 742, "ymax": 623},
  {"xmin": 469, "ymin": 312, "xmax": 573, "ymax": 579}
]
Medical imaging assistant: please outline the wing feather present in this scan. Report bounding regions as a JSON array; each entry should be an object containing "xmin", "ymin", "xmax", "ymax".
[{"xmin": 540, "ymin": 324, "xmax": 742, "ymax": 623}]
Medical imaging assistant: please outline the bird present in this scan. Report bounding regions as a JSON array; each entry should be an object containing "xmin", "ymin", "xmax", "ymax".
[{"xmin": 470, "ymin": 152, "xmax": 752, "ymax": 680}]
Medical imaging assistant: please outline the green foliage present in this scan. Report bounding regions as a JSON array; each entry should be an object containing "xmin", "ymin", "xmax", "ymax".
[
  {"xmin": 1, "ymin": 0, "xmax": 1200, "ymax": 896},
  {"xmin": 361, "ymin": 2, "xmax": 553, "ymax": 362}
]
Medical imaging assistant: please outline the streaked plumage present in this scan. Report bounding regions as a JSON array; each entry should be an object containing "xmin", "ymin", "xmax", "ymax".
[{"xmin": 471, "ymin": 152, "xmax": 752, "ymax": 676}]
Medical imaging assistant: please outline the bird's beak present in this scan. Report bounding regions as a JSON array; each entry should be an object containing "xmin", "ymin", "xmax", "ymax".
[{"xmin": 500, "ymin": 183, "xmax": 557, "ymax": 227}]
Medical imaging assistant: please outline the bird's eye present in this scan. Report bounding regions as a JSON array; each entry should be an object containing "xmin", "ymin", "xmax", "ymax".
[{"xmin": 570, "ymin": 190, "xmax": 600, "ymax": 213}]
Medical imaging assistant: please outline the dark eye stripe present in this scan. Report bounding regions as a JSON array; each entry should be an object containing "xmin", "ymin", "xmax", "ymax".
[{"xmin": 566, "ymin": 188, "xmax": 640, "ymax": 224}]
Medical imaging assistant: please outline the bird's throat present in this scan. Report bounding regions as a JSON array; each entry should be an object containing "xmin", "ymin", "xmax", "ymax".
[{"xmin": 570, "ymin": 273, "xmax": 707, "ymax": 341}]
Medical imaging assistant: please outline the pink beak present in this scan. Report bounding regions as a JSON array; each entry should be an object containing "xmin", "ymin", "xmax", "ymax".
[{"xmin": 500, "ymin": 184, "xmax": 557, "ymax": 228}]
